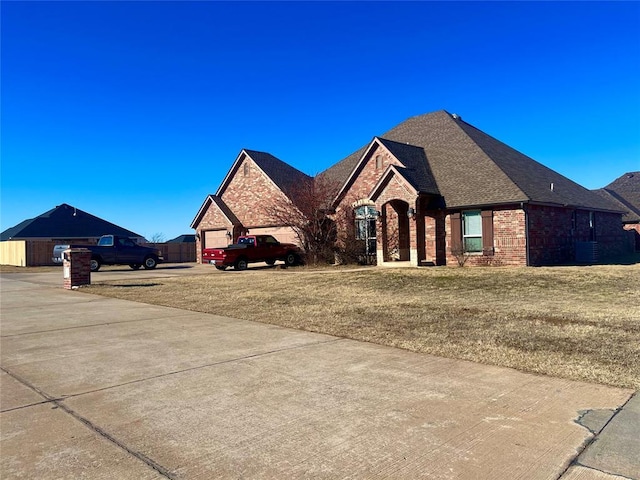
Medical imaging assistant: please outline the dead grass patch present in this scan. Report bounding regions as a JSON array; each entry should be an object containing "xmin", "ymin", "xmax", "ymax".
[{"xmin": 86, "ymin": 264, "xmax": 640, "ymax": 389}]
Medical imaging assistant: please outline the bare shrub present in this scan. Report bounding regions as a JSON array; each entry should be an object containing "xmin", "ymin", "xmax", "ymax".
[{"xmin": 265, "ymin": 176, "xmax": 340, "ymax": 265}]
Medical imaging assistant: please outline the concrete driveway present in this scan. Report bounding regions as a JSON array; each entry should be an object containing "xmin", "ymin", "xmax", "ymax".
[{"xmin": 1, "ymin": 270, "xmax": 637, "ymax": 479}]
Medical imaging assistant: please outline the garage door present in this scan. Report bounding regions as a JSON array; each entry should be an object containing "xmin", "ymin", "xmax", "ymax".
[
  {"xmin": 204, "ymin": 230, "xmax": 229, "ymax": 249},
  {"xmin": 249, "ymin": 226, "xmax": 300, "ymax": 246}
]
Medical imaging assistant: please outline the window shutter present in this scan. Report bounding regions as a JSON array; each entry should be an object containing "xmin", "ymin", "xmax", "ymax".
[
  {"xmin": 481, "ymin": 210, "xmax": 494, "ymax": 256},
  {"xmin": 450, "ymin": 212, "xmax": 462, "ymax": 253}
]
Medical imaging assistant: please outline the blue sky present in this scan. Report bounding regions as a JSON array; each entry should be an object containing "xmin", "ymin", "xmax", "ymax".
[{"xmin": 2, "ymin": 1, "xmax": 639, "ymax": 241}]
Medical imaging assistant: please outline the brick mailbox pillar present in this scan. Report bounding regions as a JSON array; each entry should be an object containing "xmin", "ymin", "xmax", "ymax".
[{"xmin": 63, "ymin": 248, "xmax": 91, "ymax": 289}]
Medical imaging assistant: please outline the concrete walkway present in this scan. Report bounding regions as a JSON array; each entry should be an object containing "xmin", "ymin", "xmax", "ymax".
[{"xmin": 1, "ymin": 269, "xmax": 637, "ymax": 479}]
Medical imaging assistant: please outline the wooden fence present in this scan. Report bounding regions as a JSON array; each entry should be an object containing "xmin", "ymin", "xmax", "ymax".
[
  {"xmin": 144, "ymin": 243, "xmax": 196, "ymax": 263},
  {"xmin": 1, "ymin": 240, "xmax": 196, "ymax": 266},
  {"xmin": 0, "ymin": 241, "xmax": 60, "ymax": 267}
]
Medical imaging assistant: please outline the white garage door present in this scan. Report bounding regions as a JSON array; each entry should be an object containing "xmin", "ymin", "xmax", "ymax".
[
  {"xmin": 249, "ymin": 226, "xmax": 300, "ymax": 246},
  {"xmin": 204, "ymin": 229, "xmax": 229, "ymax": 249}
]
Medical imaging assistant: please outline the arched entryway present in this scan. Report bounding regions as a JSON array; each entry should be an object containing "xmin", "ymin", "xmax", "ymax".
[{"xmin": 380, "ymin": 200, "xmax": 411, "ymax": 262}]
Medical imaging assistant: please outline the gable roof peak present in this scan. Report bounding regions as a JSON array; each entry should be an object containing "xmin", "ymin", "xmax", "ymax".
[{"xmin": 216, "ymin": 149, "xmax": 312, "ymax": 199}]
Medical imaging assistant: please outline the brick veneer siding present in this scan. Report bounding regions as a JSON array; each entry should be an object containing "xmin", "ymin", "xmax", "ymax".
[
  {"xmin": 444, "ymin": 206, "xmax": 527, "ymax": 267},
  {"xmin": 221, "ymin": 158, "xmax": 291, "ymax": 227},
  {"xmin": 341, "ymin": 145, "xmax": 404, "ymax": 205},
  {"xmin": 194, "ymin": 201, "xmax": 235, "ymax": 264},
  {"xmin": 423, "ymin": 211, "xmax": 446, "ymax": 265},
  {"xmin": 624, "ymin": 223, "xmax": 640, "ymax": 251},
  {"xmin": 63, "ymin": 249, "xmax": 91, "ymax": 289},
  {"xmin": 527, "ymin": 205, "xmax": 629, "ymax": 265}
]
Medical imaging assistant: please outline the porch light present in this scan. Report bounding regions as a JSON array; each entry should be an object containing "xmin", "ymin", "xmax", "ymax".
[
  {"xmin": 407, "ymin": 208, "xmax": 415, "ymax": 218},
  {"xmin": 226, "ymin": 231, "xmax": 232, "ymax": 240}
]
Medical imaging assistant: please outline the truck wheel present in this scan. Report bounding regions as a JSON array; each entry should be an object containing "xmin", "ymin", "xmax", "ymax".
[
  {"xmin": 285, "ymin": 252, "xmax": 297, "ymax": 266},
  {"xmin": 215, "ymin": 266, "xmax": 227, "ymax": 271},
  {"xmin": 234, "ymin": 258, "xmax": 248, "ymax": 271},
  {"xmin": 265, "ymin": 259, "xmax": 276, "ymax": 266},
  {"xmin": 143, "ymin": 256, "xmax": 158, "ymax": 269},
  {"xmin": 90, "ymin": 258, "xmax": 101, "ymax": 272},
  {"xmin": 129, "ymin": 264, "xmax": 141, "ymax": 270}
]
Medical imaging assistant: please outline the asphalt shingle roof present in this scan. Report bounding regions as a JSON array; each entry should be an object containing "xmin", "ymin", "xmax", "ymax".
[
  {"xmin": 320, "ymin": 110, "xmax": 625, "ymax": 211},
  {"xmin": 210, "ymin": 195, "xmax": 240, "ymax": 225},
  {"xmin": 594, "ymin": 172, "xmax": 640, "ymax": 223},
  {"xmin": 244, "ymin": 149, "xmax": 313, "ymax": 198},
  {"xmin": 167, "ymin": 234, "xmax": 196, "ymax": 243},
  {"xmin": 0, "ymin": 203, "xmax": 142, "ymax": 241},
  {"xmin": 376, "ymin": 138, "xmax": 440, "ymax": 196}
]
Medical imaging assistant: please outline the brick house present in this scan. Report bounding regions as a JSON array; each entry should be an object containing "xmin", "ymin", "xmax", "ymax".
[
  {"xmin": 191, "ymin": 149, "xmax": 311, "ymax": 262},
  {"xmin": 192, "ymin": 111, "xmax": 628, "ymax": 266},
  {"xmin": 595, "ymin": 172, "xmax": 640, "ymax": 251}
]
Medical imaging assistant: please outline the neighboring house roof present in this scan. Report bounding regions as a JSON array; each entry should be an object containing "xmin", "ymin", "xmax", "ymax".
[
  {"xmin": 322, "ymin": 110, "xmax": 623, "ymax": 212},
  {"xmin": 217, "ymin": 149, "xmax": 312, "ymax": 199},
  {"xmin": 190, "ymin": 194, "xmax": 240, "ymax": 229},
  {"xmin": 167, "ymin": 234, "xmax": 196, "ymax": 243},
  {"xmin": 594, "ymin": 172, "xmax": 640, "ymax": 223},
  {"xmin": 0, "ymin": 203, "xmax": 142, "ymax": 241}
]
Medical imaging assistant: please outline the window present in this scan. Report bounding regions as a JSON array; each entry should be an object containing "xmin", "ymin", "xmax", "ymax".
[
  {"xmin": 265, "ymin": 236, "xmax": 279, "ymax": 245},
  {"xmin": 355, "ymin": 205, "xmax": 377, "ymax": 255},
  {"xmin": 118, "ymin": 238, "xmax": 136, "ymax": 247},
  {"xmin": 462, "ymin": 210, "xmax": 482, "ymax": 252},
  {"xmin": 98, "ymin": 236, "xmax": 114, "ymax": 247},
  {"xmin": 589, "ymin": 211, "xmax": 596, "ymax": 241}
]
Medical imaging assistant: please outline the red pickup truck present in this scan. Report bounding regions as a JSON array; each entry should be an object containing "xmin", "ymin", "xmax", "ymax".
[{"xmin": 203, "ymin": 235, "xmax": 302, "ymax": 271}]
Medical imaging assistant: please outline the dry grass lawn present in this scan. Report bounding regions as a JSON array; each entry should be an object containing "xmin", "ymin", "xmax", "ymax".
[{"xmin": 84, "ymin": 264, "xmax": 640, "ymax": 389}]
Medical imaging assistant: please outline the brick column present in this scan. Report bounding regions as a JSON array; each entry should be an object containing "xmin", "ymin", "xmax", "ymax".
[{"xmin": 63, "ymin": 248, "xmax": 92, "ymax": 289}]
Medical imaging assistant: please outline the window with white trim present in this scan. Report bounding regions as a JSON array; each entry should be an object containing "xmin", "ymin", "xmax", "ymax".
[{"xmin": 462, "ymin": 210, "xmax": 482, "ymax": 253}]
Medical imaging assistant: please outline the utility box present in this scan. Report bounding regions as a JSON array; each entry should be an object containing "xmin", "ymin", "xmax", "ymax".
[{"xmin": 63, "ymin": 248, "xmax": 91, "ymax": 289}]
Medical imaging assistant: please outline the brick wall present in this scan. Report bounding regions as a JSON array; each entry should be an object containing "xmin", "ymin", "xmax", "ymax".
[
  {"xmin": 527, "ymin": 205, "xmax": 573, "ymax": 265},
  {"xmin": 194, "ymin": 200, "xmax": 234, "ymax": 264},
  {"xmin": 444, "ymin": 206, "xmax": 527, "ymax": 267},
  {"xmin": 624, "ymin": 223, "xmax": 640, "ymax": 250},
  {"xmin": 342, "ymin": 144, "xmax": 403, "ymax": 204},
  {"xmin": 493, "ymin": 208, "xmax": 527, "ymax": 266},
  {"xmin": 596, "ymin": 212, "xmax": 634, "ymax": 259},
  {"xmin": 527, "ymin": 205, "xmax": 629, "ymax": 265},
  {"xmin": 222, "ymin": 157, "xmax": 292, "ymax": 227}
]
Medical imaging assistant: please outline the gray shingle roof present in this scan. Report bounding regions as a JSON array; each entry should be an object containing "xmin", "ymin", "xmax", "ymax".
[
  {"xmin": 210, "ymin": 195, "xmax": 240, "ymax": 225},
  {"xmin": 167, "ymin": 234, "xmax": 196, "ymax": 243},
  {"xmin": 321, "ymin": 110, "xmax": 625, "ymax": 211},
  {"xmin": 243, "ymin": 149, "xmax": 312, "ymax": 197},
  {"xmin": 376, "ymin": 138, "xmax": 440, "ymax": 195},
  {"xmin": 0, "ymin": 203, "xmax": 142, "ymax": 241},
  {"xmin": 317, "ymin": 146, "xmax": 366, "ymax": 198},
  {"xmin": 595, "ymin": 172, "xmax": 640, "ymax": 223}
]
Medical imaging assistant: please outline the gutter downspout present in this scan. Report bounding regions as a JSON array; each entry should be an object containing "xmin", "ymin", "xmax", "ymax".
[{"xmin": 521, "ymin": 202, "xmax": 530, "ymax": 266}]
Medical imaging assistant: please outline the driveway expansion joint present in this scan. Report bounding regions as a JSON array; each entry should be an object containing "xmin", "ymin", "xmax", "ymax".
[
  {"xmin": 0, "ymin": 313, "xmax": 185, "ymax": 338},
  {"xmin": 1, "ymin": 366, "xmax": 176, "ymax": 479},
  {"xmin": 57, "ymin": 337, "xmax": 347, "ymax": 401}
]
